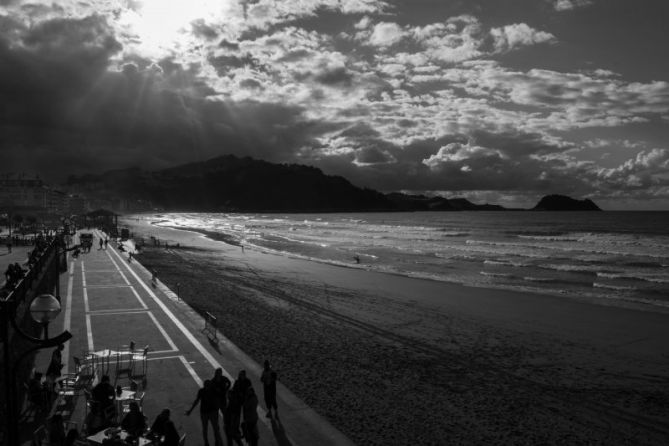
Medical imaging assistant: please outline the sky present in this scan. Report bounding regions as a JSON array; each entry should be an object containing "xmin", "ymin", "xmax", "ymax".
[{"xmin": 1, "ymin": 0, "xmax": 669, "ymax": 209}]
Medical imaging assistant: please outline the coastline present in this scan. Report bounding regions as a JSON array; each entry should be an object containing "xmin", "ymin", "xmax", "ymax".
[{"xmin": 125, "ymin": 216, "xmax": 669, "ymax": 445}]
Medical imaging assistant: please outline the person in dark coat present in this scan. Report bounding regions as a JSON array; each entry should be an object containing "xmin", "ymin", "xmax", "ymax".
[
  {"xmin": 46, "ymin": 344, "xmax": 65, "ymax": 391},
  {"xmin": 212, "ymin": 368, "xmax": 231, "ymax": 416},
  {"xmin": 242, "ymin": 386, "xmax": 259, "ymax": 446},
  {"xmin": 186, "ymin": 379, "xmax": 222, "ymax": 446},
  {"xmin": 260, "ymin": 360, "xmax": 278, "ymax": 418},
  {"xmin": 224, "ymin": 385, "xmax": 244, "ymax": 446},
  {"xmin": 91, "ymin": 375, "xmax": 116, "ymax": 418},
  {"xmin": 121, "ymin": 401, "xmax": 146, "ymax": 437}
]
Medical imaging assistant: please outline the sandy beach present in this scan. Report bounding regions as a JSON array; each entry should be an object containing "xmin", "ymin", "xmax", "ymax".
[{"xmin": 124, "ymin": 217, "xmax": 669, "ymax": 445}]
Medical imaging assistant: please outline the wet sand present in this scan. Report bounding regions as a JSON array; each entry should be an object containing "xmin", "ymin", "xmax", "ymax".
[{"xmin": 125, "ymin": 217, "xmax": 669, "ymax": 445}]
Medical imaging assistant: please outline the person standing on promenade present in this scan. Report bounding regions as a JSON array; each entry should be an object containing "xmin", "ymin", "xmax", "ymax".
[
  {"xmin": 242, "ymin": 386, "xmax": 259, "ymax": 446},
  {"xmin": 224, "ymin": 383, "xmax": 244, "ymax": 446},
  {"xmin": 99, "ymin": 238, "xmax": 103, "ymax": 250},
  {"xmin": 46, "ymin": 344, "xmax": 65, "ymax": 392},
  {"xmin": 104, "ymin": 238, "xmax": 109, "ymax": 249},
  {"xmin": 212, "ymin": 368, "xmax": 231, "ymax": 417},
  {"xmin": 186, "ymin": 379, "xmax": 223, "ymax": 446},
  {"xmin": 261, "ymin": 360, "xmax": 278, "ymax": 418}
]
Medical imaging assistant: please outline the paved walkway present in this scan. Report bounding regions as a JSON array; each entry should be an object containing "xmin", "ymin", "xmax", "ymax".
[{"xmin": 28, "ymin": 231, "xmax": 353, "ymax": 445}]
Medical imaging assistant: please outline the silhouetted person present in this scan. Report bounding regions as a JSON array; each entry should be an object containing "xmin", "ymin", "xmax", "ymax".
[
  {"xmin": 212, "ymin": 367, "xmax": 231, "ymax": 416},
  {"xmin": 46, "ymin": 344, "xmax": 65, "ymax": 391},
  {"xmin": 233, "ymin": 370, "xmax": 251, "ymax": 395},
  {"xmin": 261, "ymin": 360, "xmax": 278, "ymax": 418},
  {"xmin": 150, "ymin": 408, "xmax": 171, "ymax": 437},
  {"xmin": 104, "ymin": 238, "xmax": 109, "ymax": 249},
  {"xmin": 92, "ymin": 375, "xmax": 116, "ymax": 416},
  {"xmin": 224, "ymin": 384, "xmax": 244, "ymax": 446},
  {"xmin": 27, "ymin": 372, "xmax": 47, "ymax": 409},
  {"xmin": 161, "ymin": 420, "xmax": 180, "ymax": 446},
  {"xmin": 121, "ymin": 401, "xmax": 146, "ymax": 437},
  {"xmin": 187, "ymin": 379, "xmax": 222, "ymax": 446},
  {"xmin": 99, "ymin": 238, "xmax": 103, "ymax": 250},
  {"xmin": 242, "ymin": 386, "xmax": 259, "ymax": 446},
  {"xmin": 354, "ymin": 255, "xmax": 360, "ymax": 264}
]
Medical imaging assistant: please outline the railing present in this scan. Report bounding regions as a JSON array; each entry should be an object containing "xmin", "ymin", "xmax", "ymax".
[{"xmin": 202, "ymin": 311, "xmax": 218, "ymax": 343}]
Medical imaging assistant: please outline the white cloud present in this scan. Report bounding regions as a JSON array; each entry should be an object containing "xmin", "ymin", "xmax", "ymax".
[
  {"xmin": 369, "ymin": 22, "xmax": 405, "ymax": 47},
  {"xmin": 553, "ymin": 0, "xmax": 593, "ymax": 12},
  {"xmin": 490, "ymin": 23, "xmax": 555, "ymax": 53}
]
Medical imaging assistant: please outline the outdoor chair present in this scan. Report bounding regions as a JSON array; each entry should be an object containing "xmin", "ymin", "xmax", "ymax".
[
  {"xmin": 122, "ymin": 392, "xmax": 145, "ymax": 415},
  {"xmin": 114, "ymin": 350, "xmax": 134, "ymax": 380},
  {"xmin": 131, "ymin": 346, "xmax": 149, "ymax": 379},
  {"xmin": 73, "ymin": 356, "xmax": 95, "ymax": 382}
]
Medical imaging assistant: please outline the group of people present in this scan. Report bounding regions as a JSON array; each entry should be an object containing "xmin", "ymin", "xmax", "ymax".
[
  {"xmin": 3, "ymin": 262, "xmax": 25, "ymax": 289},
  {"xmin": 85, "ymin": 374, "xmax": 182, "ymax": 445},
  {"xmin": 187, "ymin": 361, "xmax": 278, "ymax": 446}
]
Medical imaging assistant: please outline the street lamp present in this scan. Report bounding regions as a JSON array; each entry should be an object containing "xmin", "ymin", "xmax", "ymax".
[
  {"xmin": 29, "ymin": 294, "xmax": 62, "ymax": 339},
  {"xmin": 1, "ymin": 293, "xmax": 71, "ymax": 445}
]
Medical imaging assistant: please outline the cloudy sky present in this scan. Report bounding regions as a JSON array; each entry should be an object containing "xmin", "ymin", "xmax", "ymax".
[{"xmin": 1, "ymin": 0, "xmax": 668, "ymax": 209}]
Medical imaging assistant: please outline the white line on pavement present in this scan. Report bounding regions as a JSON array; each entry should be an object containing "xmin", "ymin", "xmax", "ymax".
[{"xmin": 62, "ymin": 260, "xmax": 75, "ymax": 375}]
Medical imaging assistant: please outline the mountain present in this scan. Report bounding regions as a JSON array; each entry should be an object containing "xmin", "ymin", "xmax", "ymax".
[
  {"xmin": 67, "ymin": 155, "xmax": 393, "ymax": 212},
  {"xmin": 532, "ymin": 194, "xmax": 601, "ymax": 211},
  {"xmin": 65, "ymin": 155, "xmax": 599, "ymax": 212}
]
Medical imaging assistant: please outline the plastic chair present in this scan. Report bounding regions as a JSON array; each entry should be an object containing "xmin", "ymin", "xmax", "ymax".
[
  {"xmin": 73, "ymin": 356, "xmax": 95, "ymax": 382},
  {"xmin": 131, "ymin": 346, "xmax": 149, "ymax": 379}
]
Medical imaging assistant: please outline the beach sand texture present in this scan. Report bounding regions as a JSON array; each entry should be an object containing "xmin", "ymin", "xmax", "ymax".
[{"xmin": 126, "ymin": 218, "xmax": 669, "ymax": 446}]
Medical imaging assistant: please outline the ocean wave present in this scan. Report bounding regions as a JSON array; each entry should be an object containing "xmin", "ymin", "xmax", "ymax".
[
  {"xmin": 593, "ymin": 282, "xmax": 637, "ymax": 291},
  {"xmin": 522, "ymin": 276, "xmax": 558, "ymax": 283},
  {"xmin": 596, "ymin": 272, "xmax": 669, "ymax": 284},
  {"xmin": 480, "ymin": 271, "xmax": 515, "ymax": 279},
  {"xmin": 537, "ymin": 264, "xmax": 600, "ymax": 274}
]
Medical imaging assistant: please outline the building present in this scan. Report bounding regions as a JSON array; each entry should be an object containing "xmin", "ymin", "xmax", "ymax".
[{"xmin": 0, "ymin": 173, "xmax": 67, "ymax": 214}]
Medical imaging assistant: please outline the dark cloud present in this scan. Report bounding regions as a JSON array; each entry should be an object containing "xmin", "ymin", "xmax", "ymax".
[
  {"xmin": 190, "ymin": 19, "xmax": 219, "ymax": 40},
  {"xmin": 0, "ymin": 15, "xmax": 325, "ymax": 181},
  {"xmin": 314, "ymin": 67, "xmax": 353, "ymax": 86}
]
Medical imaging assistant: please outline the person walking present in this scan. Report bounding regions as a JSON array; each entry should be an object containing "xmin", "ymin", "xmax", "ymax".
[
  {"xmin": 99, "ymin": 238, "xmax": 103, "ymax": 250},
  {"xmin": 212, "ymin": 368, "xmax": 231, "ymax": 417},
  {"xmin": 104, "ymin": 238, "xmax": 109, "ymax": 249},
  {"xmin": 186, "ymin": 379, "xmax": 223, "ymax": 446},
  {"xmin": 260, "ymin": 360, "xmax": 278, "ymax": 418},
  {"xmin": 224, "ymin": 384, "xmax": 244, "ymax": 446},
  {"xmin": 242, "ymin": 386, "xmax": 259, "ymax": 446}
]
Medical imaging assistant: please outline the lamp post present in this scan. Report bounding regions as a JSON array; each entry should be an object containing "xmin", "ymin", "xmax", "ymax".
[{"xmin": 1, "ymin": 293, "xmax": 71, "ymax": 445}]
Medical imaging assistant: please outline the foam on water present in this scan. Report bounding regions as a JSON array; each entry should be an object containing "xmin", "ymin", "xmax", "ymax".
[{"xmin": 143, "ymin": 211, "xmax": 669, "ymax": 311}]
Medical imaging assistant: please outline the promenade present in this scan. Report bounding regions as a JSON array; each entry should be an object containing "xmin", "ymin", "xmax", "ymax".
[{"xmin": 26, "ymin": 230, "xmax": 353, "ymax": 446}]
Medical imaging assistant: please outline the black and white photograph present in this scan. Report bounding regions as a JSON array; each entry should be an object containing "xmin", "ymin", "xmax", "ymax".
[{"xmin": 1, "ymin": 1, "xmax": 669, "ymax": 445}]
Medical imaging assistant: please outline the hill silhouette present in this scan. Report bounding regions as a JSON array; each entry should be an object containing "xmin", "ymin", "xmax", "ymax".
[
  {"xmin": 532, "ymin": 194, "xmax": 601, "ymax": 211},
  {"xmin": 66, "ymin": 155, "xmax": 601, "ymax": 212}
]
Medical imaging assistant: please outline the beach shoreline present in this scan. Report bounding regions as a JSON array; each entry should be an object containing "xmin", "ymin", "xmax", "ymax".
[{"xmin": 124, "ymin": 216, "xmax": 669, "ymax": 445}]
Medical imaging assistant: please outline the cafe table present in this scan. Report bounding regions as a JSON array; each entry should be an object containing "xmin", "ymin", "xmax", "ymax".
[{"xmin": 86, "ymin": 427, "xmax": 154, "ymax": 445}]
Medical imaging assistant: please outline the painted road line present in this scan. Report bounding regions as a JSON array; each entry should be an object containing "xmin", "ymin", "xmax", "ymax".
[
  {"xmin": 88, "ymin": 310, "xmax": 150, "ymax": 316},
  {"xmin": 62, "ymin": 260, "xmax": 75, "ymax": 375},
  {"xmin": 179, "ymin": 356, "xmax": 203, "ymax": 387},
  {"xmin": 107, "ymin": 241, "xmax": 298, "ymax": 443},
  {"xmin": 105, "ymin": 249, "xmax": 148, "ymax": 309},
  {"xmin": 107, "ymin": 245, "xmax": 228, "ymax": 377},
  {"xmin": 146, "ymin": 311, "xmax": 179, "ymax": 352}
]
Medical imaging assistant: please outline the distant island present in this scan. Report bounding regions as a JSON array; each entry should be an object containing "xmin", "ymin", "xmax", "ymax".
[
  {"xmin": 66, "ymin": 155, "xmax": 601, "ymax": 212},
  {"xmin": 532, "ymin": 194, "xmax": 602, "ymax": 211}
]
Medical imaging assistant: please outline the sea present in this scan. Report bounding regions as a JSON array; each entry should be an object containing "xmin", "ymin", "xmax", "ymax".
[{"xmin": 144, "ymin": 211, "xmax": 669, "ymax": 310}]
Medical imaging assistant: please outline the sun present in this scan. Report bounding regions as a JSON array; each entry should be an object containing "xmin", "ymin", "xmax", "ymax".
[{"xmin": 120, "ymin": 0, "xmax": 232, "ymax": 57}]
